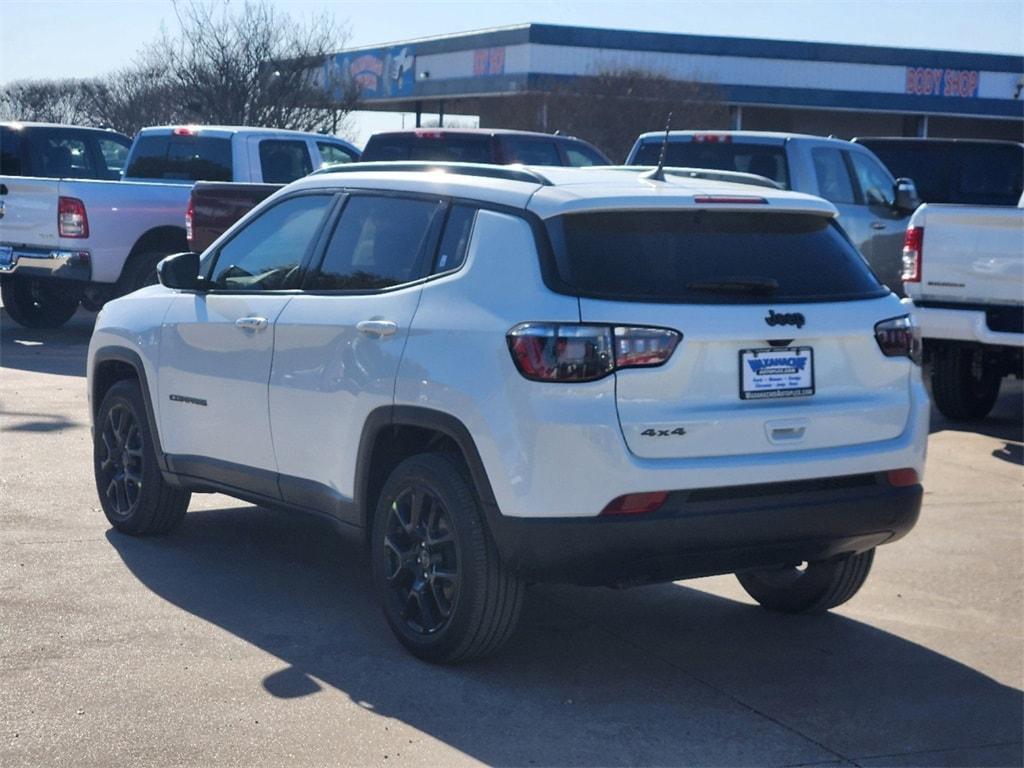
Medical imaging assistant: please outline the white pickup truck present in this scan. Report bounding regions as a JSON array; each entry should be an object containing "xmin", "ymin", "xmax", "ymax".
[
  {"xmin": 903, "ymin": 200, "xmax": 1024, "ymax": 420},
  {"xmin": 0, "ymin": 125, "xmax": 359, "ymax": 328}
]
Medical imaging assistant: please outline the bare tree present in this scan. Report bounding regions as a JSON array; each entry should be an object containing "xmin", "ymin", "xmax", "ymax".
[
  {"xmin": 80, "ymin": 58, "xmax": 186, "ymax": 136},
  {"xmin": 155, "ymin": 0, "xmax": 359, "ymax": 133},
  {"xmin": 0, "ymin": 79, "xmax": 94, "ymax": 125},
  {"xmin": 484, "ymin": 68, "xmax": 729, "ymax": 162}
]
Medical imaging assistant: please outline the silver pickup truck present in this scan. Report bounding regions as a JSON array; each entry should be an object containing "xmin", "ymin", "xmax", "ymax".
[
  {"xmin": 626, "ymin": 131, "xmax": 921, "ymax": 295},
  {"xmin": 0, "ymin": 124, "xmax": 358, "ymax": 328}
]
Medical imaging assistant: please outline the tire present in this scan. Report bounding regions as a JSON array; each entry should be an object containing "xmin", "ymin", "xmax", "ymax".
[
  {"xmin": 1, "ymin": 277, "xmax": 80, "ymax": 329},
  {"xmin": 118, "ymin": 251, "xmax": 166, "ymax": 295},
  {"xmin": 94, "ymin": 379, "xmax": 190, "ymax": 535},
  {"xmin": 736, "ymin": 549, "xmax": 875, "ymax": 614},
  {"xmin": 930, "ymin": 343, "xmax": 1001, "ymax": 421},
  {"xmin": 371, "ymin": 452, "xmax": 523, "ymax": 663}
]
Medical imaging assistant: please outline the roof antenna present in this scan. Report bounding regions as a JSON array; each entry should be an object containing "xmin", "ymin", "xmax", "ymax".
[{"xmin": 641, "ymin": 112, "xmax": 672, "ymax": 182}]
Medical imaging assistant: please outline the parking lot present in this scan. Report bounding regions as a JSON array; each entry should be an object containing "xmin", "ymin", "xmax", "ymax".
[{"xmin": 1, "ymin": 307, "xmax": 1021, "ymax": 768}]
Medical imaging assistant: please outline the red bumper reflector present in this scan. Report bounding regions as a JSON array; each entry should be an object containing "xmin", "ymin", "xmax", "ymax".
[
  {"xmin": 601, "ymin": 491, "xmax": 668, "ymax": 516},
  {"xmin": 886, "ymin": 468, "xmax": 919, "ymax": 487}
]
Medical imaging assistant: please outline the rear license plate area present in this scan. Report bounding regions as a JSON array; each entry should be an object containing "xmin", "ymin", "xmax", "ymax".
[{"xmin": 739, "ymin": 346, "xmax": 814, "ymax": 400}]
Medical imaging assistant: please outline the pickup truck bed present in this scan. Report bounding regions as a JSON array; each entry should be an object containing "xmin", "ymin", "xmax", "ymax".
[{"xmin": 187, "ymin": 182, "xmax": 280, "ymax": 253}]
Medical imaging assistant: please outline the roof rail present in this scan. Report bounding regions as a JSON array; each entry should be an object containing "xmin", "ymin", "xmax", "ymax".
[
  {"xmin": 593, "ymin": 165, "xmax": 783, "ymax": 190},
  {"xmin": 312, "ymin": 161, "xmax": 553, "ymax": 186}
]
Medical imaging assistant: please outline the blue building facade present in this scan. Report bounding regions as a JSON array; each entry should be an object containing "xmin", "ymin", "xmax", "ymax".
[{"xmin": 324, "ymin": 24, "xmax": 1024, "ymax": 140}]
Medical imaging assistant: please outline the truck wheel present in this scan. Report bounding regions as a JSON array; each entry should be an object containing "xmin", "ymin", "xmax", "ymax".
[
  {"xmin": 736, "ymin": 549, "xmax": 874, "ymax": 614},
  {"xmin": 372, "ymin": 453, "xmax": 523, "ymax": 663},
  {"xmin": 118, "ymin": 251, "xmax": 168, "ymax": 296},
  {"xmin": 931, "ymin": 343, "xmax": 1001, "ymax": 421},
  {"xmin": 94, "ymin": 380, "xmax": 190, "ymax": 535},
  {"xmin": 1, "ymin": 278, "xmax": 80, "ymax": 329}
]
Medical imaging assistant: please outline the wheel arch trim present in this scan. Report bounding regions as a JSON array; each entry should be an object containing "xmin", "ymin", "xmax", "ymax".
[
  {"xmin": 355, "ymin": 405, "xmax": 500, "ymax": 531},
  {"xmin": 91, "ymin": 345, "xmax": 169, "ymax": 472}
]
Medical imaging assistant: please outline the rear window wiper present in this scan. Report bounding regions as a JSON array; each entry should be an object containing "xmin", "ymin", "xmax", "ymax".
[{"xmin": 685, "ymin": 277, "xmax": 779, "ymax": 295}]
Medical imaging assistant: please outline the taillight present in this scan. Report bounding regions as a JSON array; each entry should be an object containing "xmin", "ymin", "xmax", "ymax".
[
  {"xmin": 693, "ymin": 134, "xmax": 731, "ymax": 143},
  {"xmin": 185, "ymin": 197, "xmax": 194, "ymax": 245},
  {"xmin": 874, "ymin": 315, "xmax": 921, "ymax": 365},
  {"xmin": 173, "ymin": 126, "xmax": 199, "ymax": 136},
  {"xmin": 58, "ymin": 196, "xmax": 88, "ymax": 238},
  {"xmin": 902, "ymin": 226, "xmax": 923, "ymax": 282},
  {"xmin": 506, "ymin": 323, "xmax": 680, "ymax": 382},
  {"xmin": 601, "ymin": 491, "xmax": 668, "ymax": 516}
]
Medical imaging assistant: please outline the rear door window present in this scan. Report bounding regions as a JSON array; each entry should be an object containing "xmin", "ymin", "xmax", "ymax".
[
  {"xmin": 125, "ymin": 134, "xmax": 233, "ymax": 181},
  {"xmin": 811, "ymin": 147, "xmax": 856, "ymax": 204},
  {"xmin": 309, "ymin": 196, "xmax": 444, "ymax": 290},
  {"xmin": 259, "ymin": 139, "xmax": 313, "ymax": 183},
  {"xmin": 546, "ymin": 210, "xmax": 885, "ymax": 304},
  {"xmin": 34, "ymin": 132, "xmax": 94, "ymax": 178},
  {"xmin": 208, "ymin": 195, "xmax": 334, "ymax": 290},
  {"xmin": 633, "ymin": 141, "xmax": 791, "ymax": 188},
  {"xmin": 502, "ymin": 137, "xmax": 562, "ymax": 165}
]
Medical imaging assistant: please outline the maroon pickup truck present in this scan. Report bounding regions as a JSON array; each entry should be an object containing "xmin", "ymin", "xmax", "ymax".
[{"xmin": 186, "ymin": 181, "xmax": 282, "ymax": 253}]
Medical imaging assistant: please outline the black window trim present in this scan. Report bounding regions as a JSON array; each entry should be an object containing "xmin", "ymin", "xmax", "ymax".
[
  {"xmin": 298, "ymin": 189, "xmax": 458, "ymax": 296},
  {"xmin": 200, "ymin": 190, "xmax": 345, "ymax": 294}
]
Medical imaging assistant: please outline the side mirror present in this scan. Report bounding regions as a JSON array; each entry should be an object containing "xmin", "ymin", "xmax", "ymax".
[
  {"xmin": 893, "ymin": 177, "xmax": 921, "ymax": 214},
  {"xmin": 157, "ymin": 251, "xmax": 203, "ymax": 290}
]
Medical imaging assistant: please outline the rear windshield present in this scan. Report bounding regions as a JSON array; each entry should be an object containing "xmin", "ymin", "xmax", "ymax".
[
  {"xmin": 124, "ymin": 134, "xmax": 233, "ymax": 181},
  {"xmin": 861, "ymin": 142, "xmax": 1023, "ymax": 206},
  {"xmin": 545, "ymin": 211, "xmax": 886, "ymax": 304},
  {"xmin": 362, "ymin": 134, "xmax": 493, "ymax": 163},
  {"xmin": 633, "ymin": 141, "xmax": 790, "ymax": 188}
]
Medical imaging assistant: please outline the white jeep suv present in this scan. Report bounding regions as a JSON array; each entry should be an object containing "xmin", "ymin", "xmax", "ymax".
[{"xmin": 87, "ymin": 163, "xmax": 928, "ymax": 663}]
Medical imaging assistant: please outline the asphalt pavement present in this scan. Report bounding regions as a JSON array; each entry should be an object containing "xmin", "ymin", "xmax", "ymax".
[{"xmin": 2, "ymin": 307, "xmax": 1022, "ymax": 767}]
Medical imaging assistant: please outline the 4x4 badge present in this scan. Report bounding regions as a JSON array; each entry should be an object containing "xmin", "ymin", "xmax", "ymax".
[{"xmin": 765, "ymin": 309, "xmax": 805, "ymax": 329}]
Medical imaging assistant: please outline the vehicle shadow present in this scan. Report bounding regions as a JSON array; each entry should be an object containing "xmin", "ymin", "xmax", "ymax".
[
  {"xmin": 0, "ymin": 307, "xmax": 95, "ymax": 377},
  {"xmin": 107, "ymin": 505, "xmax": 1024, "ymax": 767}
]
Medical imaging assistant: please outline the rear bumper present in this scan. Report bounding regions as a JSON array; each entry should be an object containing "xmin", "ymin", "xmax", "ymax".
[
  {"xmin": 909, "ymin": 302, "xmax": 1024, "ymax": 348},
  {"xmin": 486, "ymin": 473, "xmax": 922, "ymax": 585},
  {"xmin": 0, "ymin": 243, "xmax": 92, "ymax": 282}
]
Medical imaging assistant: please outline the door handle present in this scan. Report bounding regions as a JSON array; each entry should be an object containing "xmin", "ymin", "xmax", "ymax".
[
  {"xmin": 235, "ymin": 316, "xmax": 268, "ymax": 332},
  {"xmin": 356, "ymin": 319, "xmax": 398, "ymax": 338},
  {"xmin": 870, "ymin": 221, "xmax": 886, "ymax": 230}
]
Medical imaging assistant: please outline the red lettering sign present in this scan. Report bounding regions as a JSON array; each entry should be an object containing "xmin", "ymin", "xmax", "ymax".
[{"xmin": 906, "ymin": 67, "xmax": 979, "ymax": 98}]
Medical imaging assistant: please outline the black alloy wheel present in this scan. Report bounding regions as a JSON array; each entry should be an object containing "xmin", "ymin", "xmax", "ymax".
[
  {"xmin": 97, "ymin": 402, "xmax": 145, "ymax": 517},
  {"xmin": 382, "ymin": 486, "xmax": 460, "ymax": 635},
  {"xmin": 372, "ymin": 453, "xmax": 523, "ymax": 663},
  {"xmin": 93, "ymin": 380, "xmax": 190, "ymax": 535}
]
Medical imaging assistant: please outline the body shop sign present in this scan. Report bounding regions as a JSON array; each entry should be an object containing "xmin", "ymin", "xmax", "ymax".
[{"xmin": 905, "ymin": 67, "xmax": 979, "ymax": 98}]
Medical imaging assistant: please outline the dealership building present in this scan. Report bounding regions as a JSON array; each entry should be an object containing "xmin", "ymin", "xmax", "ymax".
[{"xmin": 324, "ymin": 23, "xmax": 1023, "ymax": 143}]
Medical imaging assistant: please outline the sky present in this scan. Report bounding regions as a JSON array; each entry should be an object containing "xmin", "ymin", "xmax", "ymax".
[{"xmin": 1, "ymin": 0, "xmax": 1020, "ymax": 145}]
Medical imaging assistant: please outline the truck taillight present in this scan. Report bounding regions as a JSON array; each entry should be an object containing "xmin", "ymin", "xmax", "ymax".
[
  {"xmin": 506, "ymin": 323, "xmax": 680, "ymax": 382},
  {"xmin": 58, "ymin": 196, "xmax": 88, "ymax": 238},
  {"xmin": 902, "ymin": 226, "xmax": 923, "ymax": 282},
  {"xmin": 874, "ymin": 315, "xmax": 922, "ymax": 365},
  {"xmin": 185, "ymin": 197, "xmax": 194, "ymax": 245}
]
